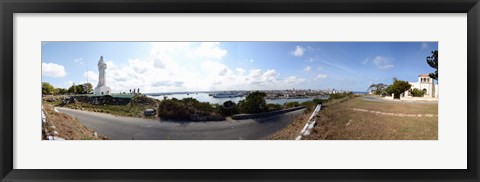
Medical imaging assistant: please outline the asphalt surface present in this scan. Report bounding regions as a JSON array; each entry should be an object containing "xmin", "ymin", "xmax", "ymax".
[{"xmin": 56, "ymin": 107, "xmax": 305, "ymax": 140}]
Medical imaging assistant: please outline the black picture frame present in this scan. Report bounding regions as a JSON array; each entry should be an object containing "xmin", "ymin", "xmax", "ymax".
[{"xmin": 1, "ymin": 0, "xmax": 479, "ymax": 181}]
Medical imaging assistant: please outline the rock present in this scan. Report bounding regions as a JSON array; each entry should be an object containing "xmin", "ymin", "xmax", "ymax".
[
  {"xmin": 41, "ymin": 111, "xmax": 47, "ymax": 123},
  {"xmin": 54, "ymin": 137, "xmax": 65, "ymax": 140},
  {"xmin": 303, "ymin": 130, "xmax": 311, "ymax": 136}
]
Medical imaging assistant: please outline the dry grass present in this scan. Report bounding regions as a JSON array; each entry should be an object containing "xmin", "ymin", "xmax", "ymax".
[
  {"xmin": 268, "ymin": 109, "xmax": 313, "ymax": 140},
  {"xmin": 63, "ymin": 102, "xmax": 157, "ymax": 119},
  {"xmin": 344, "ymin": 97, "xmax": 437, "ymax": 114},
  {"xmin": 268, "ymin": 96, "xmax": 354, "ymax": 140},
  {"xmin": 304, "ymin": 97, "xmax": 438, "ymax": 140},
  {"xmin": 43, "ymin": 102, "xmax": 108, "ymax": 140}
]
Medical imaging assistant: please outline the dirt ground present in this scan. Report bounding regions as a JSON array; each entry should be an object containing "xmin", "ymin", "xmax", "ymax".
[
  {"xmin": 268, "ymin": 109, "xmax": 314, "ymax": 140},
  {"xmin": 43, "ymin": 102, "xmax": 107, "ymax": 140},
  {"xmin": 303, "ymin": 96, "xmax": 438, "ymax": 140}
]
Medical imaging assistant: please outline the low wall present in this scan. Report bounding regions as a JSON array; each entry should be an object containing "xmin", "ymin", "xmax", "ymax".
[
  {"xmin": 401, "ymin": 96, "xmax": 438, "ymax": 101},
  {"xmin": 232, "ymin": 106, "xmax": 306, "ymax": 120},
  {"xmin": 65, "ymin": 95, "xmax": 132, "ymax": 105}
]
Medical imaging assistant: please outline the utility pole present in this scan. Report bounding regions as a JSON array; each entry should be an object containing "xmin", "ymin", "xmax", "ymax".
[{"xmin": 86, "ymin": 59, "xmax": 88, "ymax": 85}]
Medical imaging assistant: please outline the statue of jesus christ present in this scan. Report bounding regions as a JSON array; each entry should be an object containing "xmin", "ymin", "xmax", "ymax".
[{"xmin": 97, "ymin": 56, "xmax": 107, "ymax": 87}]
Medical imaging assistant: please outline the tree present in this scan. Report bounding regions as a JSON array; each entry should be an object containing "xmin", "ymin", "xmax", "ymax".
[
  {"xmin": 385, "ymin": 79, "xmax": 412, "ymax": 98},
  {"xmin": 83, "ymin": 83, "xmax": 93, "ymax": 94},
  {"xmin": 42, "ymin": 82, "xmax": 55, "ymax": 95},
  {"xmin": 237, "ymin": 91, "xmax": 268, "ymax": 114},
  {"xmin": 368, "ymin": 83, "xmax": 388, "ymax": 95},
  {"xmin": 55, "ymin": 88, "xmax": 68, "ymax": 95},
  {"xmin": 67, "ymin": 83, "xmax": 77, "ymax": 94},
  {"xmin": 75, "ymin": 84, "xmax": 84, "ymax": 94},
  {"xmin": 426, "ymin": 50, "xmax": 438, "ymax": 81},
  {"xmin": 221, "ymin": 100, "xmax": 238, "ymax": 116}
]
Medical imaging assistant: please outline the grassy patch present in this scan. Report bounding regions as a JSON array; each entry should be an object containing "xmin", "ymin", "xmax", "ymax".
[
  {"xmin": 64, "ymin": 102, "xmax": 155, "ymax": 118},
  {"xmin": 52, "ymin": 95, "xmax": 158, "ymax": 119},
  {"xmin": 304, "ymin": 97, "xmax": 438, "ymax": 140},
  {"xmin": 344, "ymin": 97, "xmax": 437, "ymax": 114}
]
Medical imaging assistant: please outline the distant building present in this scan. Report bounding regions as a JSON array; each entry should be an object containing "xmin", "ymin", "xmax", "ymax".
[{"xmin": 404, "ymin": 73, "xmax": 438, "ymax": 98}]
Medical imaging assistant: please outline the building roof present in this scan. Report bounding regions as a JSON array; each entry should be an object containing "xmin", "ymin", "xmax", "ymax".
[{"xmin": 419, "ymin": 73, "xmax": 430, "ymax": 77}]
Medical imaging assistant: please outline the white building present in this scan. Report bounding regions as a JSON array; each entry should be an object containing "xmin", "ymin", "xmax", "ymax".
[{"xmin": 404, "ymin": 73, "xmax": 438, "ymax": 98}]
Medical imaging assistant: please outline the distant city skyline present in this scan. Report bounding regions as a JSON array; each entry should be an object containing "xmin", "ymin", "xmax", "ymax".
[{"xmin": 41, "ymin": 42, "xmax": 438, "ymax": 93}]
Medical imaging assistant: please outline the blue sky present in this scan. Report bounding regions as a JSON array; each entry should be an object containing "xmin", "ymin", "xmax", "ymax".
[{"xmin": 42, "ymin": 42, "xmax": 438, "ymax": 93}]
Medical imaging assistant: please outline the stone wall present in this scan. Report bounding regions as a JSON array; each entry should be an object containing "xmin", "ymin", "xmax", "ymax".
[{"xmin": 64, "ymin": 95, "xmax": 132, "ymax": 105}]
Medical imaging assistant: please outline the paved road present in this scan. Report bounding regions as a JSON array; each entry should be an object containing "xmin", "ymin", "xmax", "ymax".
[{"xmin": 56, "ymin": 107, "xmax": 305, "ymax": 140}]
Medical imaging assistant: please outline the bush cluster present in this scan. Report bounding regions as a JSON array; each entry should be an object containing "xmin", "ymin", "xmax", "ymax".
[
  {"xmin": 284, "ymin": 101, "xmax": 300, "ymax": 109},
  {"xmin": 158, "ymin": 97, "xmax": 223, "ymax": 121},
  {"xmin": 410, "ymin": 88, "xmax": 425, "ymax": 97},
  {"xmin": 328, "ymin": 93, "xmax": 349, "ymax": 101},
  {"xmin": 237, "ymin": 91, "xmax": 268, "ymax": 114},
  {"xmin": 267, "ymin": 103, "xmax": 283, "ymax": 111}
]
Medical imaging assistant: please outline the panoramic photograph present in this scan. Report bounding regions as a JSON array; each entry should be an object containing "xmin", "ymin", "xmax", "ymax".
[{"xmin": 41, "ymin": 42, "xmax": 438, "ymax": 140}]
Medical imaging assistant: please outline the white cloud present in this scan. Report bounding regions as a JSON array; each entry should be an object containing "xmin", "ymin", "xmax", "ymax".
[
  {"xmin": 73, "ymin": 57, "xmax": 84, "ymax": 64},
  {"xmin": 235, "ymin": 68, "xmax": 246, "ymax": 75},
  {"xmin": 42, "ymin": 62, "xmax": 66, "ymax": 78},
  {"xmin": 304, "ymin": 66, "xmax": 312, "ymax": 72},
  {"xmin": 379, "ymin": 65, "xmax": 394, "ymax": 70},
  {"xmin": 285, "ymin": 76, "xmax": 306, "ymax": 85},
  {"xmin": 129, "ymin": 59, "xmax": 151, "ymax": 74},
  {"xmin": 151, "ymin": 80, "xmax": 184, "ymax": 87},
  {"xmin": 201, "ymin": 60, "xmax": 232, "ymax": 76},
  {"xmin": 83, "ymin": 71, "xmax": 98, "ymax": 85},
  {"xmin": 290, "ymin": 46, "xmax": 305, "ymax": 57},
  {"xmin": 63, "ymin": 80, "xmax": 74, "ymax": 88},
  {"xmin": 82, "ymin": 42, "xmax": 308, "ymax": 93},
  {"xmin": 190, "ymin": 42, "xmax": 227, "ymax": 59},
  {"xmin": 313, "ymin": 74, "xmax": 327, "ymax": 81},
  {"xmin": 372, "ymin": 56, "xmax": 394, "ymax": 70},
  {"xmin": 362, "ymin": 58, "xmax": 369, "ymax": 65},
  {"xmin": 249, "ymin": 59, "xmax": 254, "ymax": 63},
  {"xmin": 149, "ymin": 42, "xmax": 189, "ymax": 69},
  {"xmin": 262, "ymin": 69, "xmax": 280, "ymax": 82}
]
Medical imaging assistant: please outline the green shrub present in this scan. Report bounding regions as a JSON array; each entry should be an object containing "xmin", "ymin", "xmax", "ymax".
[
  {"xmin": 300, "ymin": 101, "xmax": 314, "ymax": 107},
  {"xmin": 158, "ymin": 99, "xmax": 190, "ymax": 120},
  {"xmin": 284, "ymin": 101, "xmax": 300, "ymax": 109},
  {"xmin": 237, "ymin": 91, "xmax": 268, "ymax": 114},
  {"xmin": 221, "ymin": 100, "xmax": 238, "ymax": 116},
  {"xmin": 312, "ymin": 98, "xmax": 323, "ymax": 105},
  {"xmin": 411, "ymin": 88, "xmax": 425, "ymax": 97},
  {"xmin": 158, "ymin": 97, "xmax": 224, "ymax": 120},
  {"xmin": 267, "ymin": 103, "xmax": 283, "ymax": 111},
  {"xmin": 328, "ymin": 93, "xmax": 348, "ymax": 101}
]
